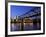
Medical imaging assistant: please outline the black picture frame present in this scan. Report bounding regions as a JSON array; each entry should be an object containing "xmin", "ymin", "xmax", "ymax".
[{"xmin": 5, "ymin": 1, "xmax": 45, "ymax": 37}]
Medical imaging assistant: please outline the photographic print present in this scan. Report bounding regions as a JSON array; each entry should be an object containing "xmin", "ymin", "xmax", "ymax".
[
  {"xmin": 6, "ymin": 1, "xmax": 45, "ymax": 36},
  {"xmin": 11, "ymin": 5, "xmax": 41, "ymax": 31}
]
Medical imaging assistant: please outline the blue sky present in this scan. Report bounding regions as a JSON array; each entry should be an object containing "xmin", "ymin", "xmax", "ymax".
[{"xmin": 10, "ymin": 5, "xmax": 40, "ymax": 18}]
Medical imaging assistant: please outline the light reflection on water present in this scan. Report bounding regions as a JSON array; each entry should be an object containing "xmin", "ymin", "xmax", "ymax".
[
  {"xmin": 11, "ymin": 23, "xmax": 41, "ymax": 31},
  {"xmin": 11, "ymin": 23, "xmax": 21, "ymax": 31}
]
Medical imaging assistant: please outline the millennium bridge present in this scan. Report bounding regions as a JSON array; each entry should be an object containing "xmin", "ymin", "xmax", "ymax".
[{"xmin": 11, "ymin": 7, "xmax": 41, "ymax": 31}]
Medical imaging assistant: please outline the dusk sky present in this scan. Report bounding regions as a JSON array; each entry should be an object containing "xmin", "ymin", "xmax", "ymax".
[
  {"xmin": 11, "ymin": 5, "xmax": 34, "ymax": 18},
  {"xmin": 10, "ymin": 5, "xmax": 40, "ymax": 18}
]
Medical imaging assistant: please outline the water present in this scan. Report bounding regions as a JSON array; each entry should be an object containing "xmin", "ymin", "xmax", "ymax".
[{"xmin": 11, "ymin": 23, "xmax": 41, "ymax": 31}]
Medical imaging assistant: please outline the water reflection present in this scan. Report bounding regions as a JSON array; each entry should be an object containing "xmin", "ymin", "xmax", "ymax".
[{"xmin": 11, "ymin": 22, "xmax": 41, "ymax": 31}]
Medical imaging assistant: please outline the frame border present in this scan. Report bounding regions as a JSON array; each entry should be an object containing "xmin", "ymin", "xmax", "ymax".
[{"xmin": 5, "ymin": 1, "xmax": 45, "ymax": 37}]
